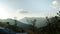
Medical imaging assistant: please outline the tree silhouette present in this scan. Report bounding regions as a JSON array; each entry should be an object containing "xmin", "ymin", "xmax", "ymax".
[
  {"xmin": 57, "ymin": 11, "xmax": 60, "ymax": 16},
  {"xmin": 26, "ymin": 18, "xmax": 37, "ymax": 32},
  {"xmin": 46, "ymin": 16, "xmax": 49, "ymax": 24}
]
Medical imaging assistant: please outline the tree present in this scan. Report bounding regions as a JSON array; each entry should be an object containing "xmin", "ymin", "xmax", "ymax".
[
  {"xmin": 14, "ymin": 17, "xmax": 17, "ymax": 32},
  {"xmin": 46, "ymin": 16, "xmax": 49, "ymax": 24},
  {"xmin": 26, "ymin": 18, "xmax": 37, "ymax": 32},
  {"xmin": 14, "ymin": 17, "xmax": 17, "ymax": 27},
  {"xmin": 57, "ymin": 11, "xmax": 60, "ymax": 16}
]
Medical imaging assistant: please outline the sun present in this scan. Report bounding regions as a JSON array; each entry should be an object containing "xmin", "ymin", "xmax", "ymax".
[
  {"xmin": 0, "ymin": 5, "xmax": 9, "ymax": 19},
  {"xmin": 52, "ymin": 1, "xmax": 58, "ymax": 7}
]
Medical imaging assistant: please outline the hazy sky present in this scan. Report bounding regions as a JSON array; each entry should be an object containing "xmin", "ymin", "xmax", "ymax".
[{"xmin": 0, "ymin": 0, "xmax": 60, "ymax": 20}]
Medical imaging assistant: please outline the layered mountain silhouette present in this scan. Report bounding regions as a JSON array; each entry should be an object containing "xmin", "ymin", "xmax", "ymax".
[
  {"xmin": 0, "ymin": 18, "xmax": 37, "ymax": 30},
  {"xmin": 20, "ymin": 17, "xmax": 48, "ymax": 28}
]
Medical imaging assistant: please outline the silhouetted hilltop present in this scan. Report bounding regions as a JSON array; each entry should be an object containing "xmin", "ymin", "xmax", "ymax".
[{"xmin": 37, "ymin": 16, "xmax": 60, "ymax": 34}]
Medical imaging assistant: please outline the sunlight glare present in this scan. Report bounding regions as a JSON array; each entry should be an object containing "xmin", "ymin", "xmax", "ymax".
[{"xmin": 0, "ymin": 5, "xmax": 9, "ymax": 19}]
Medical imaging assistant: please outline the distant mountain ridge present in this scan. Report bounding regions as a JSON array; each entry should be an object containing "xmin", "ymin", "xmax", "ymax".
[
  {"xmin": 20, "ymin": 17, "xmax": 48, "ymax": 28},
  {"xmin": 0, "ymin": 18, "xmax": 37, "ymax": 30}
]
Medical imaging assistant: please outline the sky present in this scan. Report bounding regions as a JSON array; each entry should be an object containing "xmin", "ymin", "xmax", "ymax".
[{"xmin": 0, "ymin": 0, "xmax": 60, "ymax": 20}]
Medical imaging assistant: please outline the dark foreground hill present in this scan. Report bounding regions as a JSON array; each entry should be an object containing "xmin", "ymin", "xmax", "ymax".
[{"xmin": 37, "ymin": 16, "xmax": 60, "ymax": 34}]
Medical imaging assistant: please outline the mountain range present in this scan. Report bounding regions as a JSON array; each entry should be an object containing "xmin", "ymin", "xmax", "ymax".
[
  {"xmin": 0, "ymin": 18, "xmax": 37, "ymax": 30},
  {"xmin": 20, "ymin": 17, "xmax": 48, "ymax": 28},
  {"xmin": 0, "ymin": 17, "xmax": 52, "ymax": 30}
]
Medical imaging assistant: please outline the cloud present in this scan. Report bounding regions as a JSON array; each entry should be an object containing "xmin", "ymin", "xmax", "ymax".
[
  {"xmin": 14, "ymin": 10, "xmax": 47, "ymax": 20},
  {"xmin": 11, "ymin": 9, "xmax": 30, "ymax": 20},
  {"xmin": 52, "ymin": 1, "xmax": 57, "ymax": 6},
  {"xmin": 16, "ymin": 9, "xmax": 29, "ymax": 14},
  {"xmin": 51, "ymin": 0, "xmax": 58, "ymax": 9},
  {"xmin": 51, "ymin": 0, "xmax": 60, "ymax": 9}
]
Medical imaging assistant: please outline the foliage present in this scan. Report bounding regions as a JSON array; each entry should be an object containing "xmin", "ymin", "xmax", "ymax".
[{"xmin": 37, "ymin": 16, "xmax": 60, "ymax": 34}]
